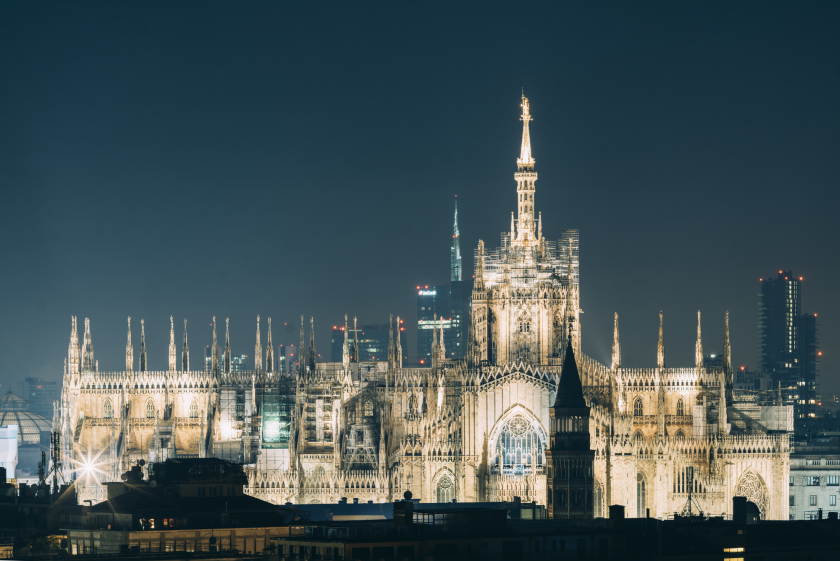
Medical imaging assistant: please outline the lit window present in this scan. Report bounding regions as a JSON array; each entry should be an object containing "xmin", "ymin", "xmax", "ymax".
[
  {"xmin": 633, "ymin": 398, "xmax": 644, "ymax": 417},
  {"xmin": 494, "ymin": 415, "xmax": 545, "ymax": 475}
]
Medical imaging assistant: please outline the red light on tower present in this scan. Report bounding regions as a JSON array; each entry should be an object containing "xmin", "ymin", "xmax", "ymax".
[
  {"xmin": 739, "ymin": 365, "xmax": 746, "ymax": 372},
  {"xmin": 817, "ymin": 351, "xmax": 824, "ymax": 357}
]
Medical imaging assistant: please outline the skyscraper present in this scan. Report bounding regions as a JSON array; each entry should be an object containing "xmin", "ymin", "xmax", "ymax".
[
  {"xmin": 450, "ymin": 195, "xmax": 462, "ymax": 283},
  {"xmin": 759, "ymin": 270, "xmax": 820, "ymax": 434},
  {"xmin": 415, "ymin": 284, "xmax": 449, "ymax": 365}
]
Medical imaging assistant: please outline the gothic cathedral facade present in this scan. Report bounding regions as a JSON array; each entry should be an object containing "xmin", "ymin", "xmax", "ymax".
[{"xmin": 58, "ymin": 96, "xmax": 790, "ymax": 519}]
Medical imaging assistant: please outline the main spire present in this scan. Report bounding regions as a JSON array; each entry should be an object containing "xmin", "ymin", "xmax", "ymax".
[
  {"xmin": 450, "ymin": 195, "xmax": 462, "ymax": 282},
  {"xmin": 513, "ymin": 93, "xmax": 538, "ymax": 243},
  {"xmin": 517, "ymin": 93, "xmax": 534, "ymax": 169}
]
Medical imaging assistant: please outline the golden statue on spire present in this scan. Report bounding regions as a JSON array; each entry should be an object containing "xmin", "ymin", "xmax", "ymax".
[
  {"xmin": 517, "ymin": 93, "xmax": 534, "ymax": 168},
  {"xmin": 520, "ymin": 93, "xmax": 532, "ymax": 122}
]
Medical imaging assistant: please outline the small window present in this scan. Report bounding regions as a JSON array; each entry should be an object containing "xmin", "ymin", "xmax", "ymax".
[
  {"xmin": 830, "ymin": 495, "xmax": 837, "ymax": 507},
  {"xmin": 809, "ymin": 495, "xmax": 817, "ymax": 506},
  {"xmin": 145, "ymin": 399, "xmax": 156, "ymax": 419},
  {"xmin": 363, "ymin": 400, "xmax": 374, "ymax": 417},
  {"xmin": 103, "ymin": 398, "xmax": 114, "ymax": 419},
  {"xmin": 789, "ymin": 495, "xmax": 795, "ymax": 506},
  {"xmin": 188, "ymin": 400, "xmax": 199, "ymax": 418},
  {"xmin": 675, "ymin": 398, "xmax": 685, "ymax": 416}
]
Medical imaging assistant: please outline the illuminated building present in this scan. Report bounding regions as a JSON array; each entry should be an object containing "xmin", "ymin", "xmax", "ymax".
[
  {"xmin": 759, "ymin": 271, "xmax": 820, "ymax": 435},
  {"xmin": 58, "ymin": 96, "xmax": 791, "ymax": 520},
  {"xmin": 415, "ymin": 284, "xmax": 447, "ymax": 365}
]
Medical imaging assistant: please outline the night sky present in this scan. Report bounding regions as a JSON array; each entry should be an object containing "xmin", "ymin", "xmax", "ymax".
[{"xmin": 1, "ymin": 2, "xmax": 838, "ymax": 394}]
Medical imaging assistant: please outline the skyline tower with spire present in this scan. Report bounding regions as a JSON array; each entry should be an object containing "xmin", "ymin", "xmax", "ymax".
[{"xmin": 450, "ymin": 195, "xmax": 462, "ymax": 282}]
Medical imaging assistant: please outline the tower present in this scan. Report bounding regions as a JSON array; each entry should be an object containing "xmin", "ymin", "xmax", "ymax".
[
  {"xmin": 255, "ymin": 315, "xmax": 263, "ymax": 372},
  {"xmin": 181, "ymin": 318, "xmax": 190, "ymax": 371},
  {"xmin": 450, "ymin": 195, "xmax": 462, "ymax": 282},
  {"xmin": 546, "ymin": 339, "xmax": 594, "ymax": 519},
  {"xmin": 81, "ymin": 318, "xmax": 94, "ymax": 372},
  {"xmin": 139, "ymin": 318, "xmax": 147, "ymax": 372},
  {"xmin": 168, "ymin": 316, "xmax": 177, "ymax": 372},
  {"xmin": 514, "ymin": 94, "xmax": 538, "ymax": 244},
  {"xmin": 67, "ymin": 316, "xmax": 80, "ymax": 377},
  {"xmin": 265, "ymin": 317, "xmax": 275, "ymax": 373},
  {"xmin": 125, "ymin": 316, "xmax": 134, "ymax": 371}
]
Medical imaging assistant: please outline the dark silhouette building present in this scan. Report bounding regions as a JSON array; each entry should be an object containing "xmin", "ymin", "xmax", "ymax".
[
  {"xmin": 759, "ymin": 270, "xmax": 820, "ymax": 434},
  {"xmin": 546, "ymin": 339, "xmax": 594, "ymax": 519}
]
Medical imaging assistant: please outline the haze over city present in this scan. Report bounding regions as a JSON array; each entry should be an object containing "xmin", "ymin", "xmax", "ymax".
[{"xmin": 1, "ymin": 2, "xmax": 837, "ymax": 392}]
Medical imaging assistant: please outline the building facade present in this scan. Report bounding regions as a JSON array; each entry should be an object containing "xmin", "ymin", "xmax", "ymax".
[
  {"xmin": 759, "ymin": 270, "xmax": 820, "ymax": 434},
  {"xmin": 58, "ymin": 96, "xmax": 791, "ymax": 519}
]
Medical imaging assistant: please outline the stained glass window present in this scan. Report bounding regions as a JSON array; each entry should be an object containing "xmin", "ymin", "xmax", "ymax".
[
  {"xmin": 495, "ymin": 415, "xmax": 545, "ymax": 475},
  {"xmin": 436, "ymin": 475, "xmax": 454, "ymax": 502}
]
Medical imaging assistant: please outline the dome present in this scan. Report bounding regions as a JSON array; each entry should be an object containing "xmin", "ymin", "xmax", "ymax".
[{"xmin": 0, "ymin": 392, "xmax": 51, "ymax": 445}]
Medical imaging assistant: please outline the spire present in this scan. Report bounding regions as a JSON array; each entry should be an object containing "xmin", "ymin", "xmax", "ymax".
[
  {"xmin": 610, "ymin": 312, "xmax": 621, "ymax": 370},
  {"xmin": 168, "ymin": 316, "xmax": 177, "ymax": 372},
  {"xmin": 554, "ymin": 337, "xmax": 587, "ymax": 410},
  {"xmin": 181, "ymin": 318, "xmax": 190, "ymax": 371},
  {"xmin": 308, "ymin": 316, "xmax": 317, "ymax": 372},
  {"xmin": 352, "ymin": 316, "xmax": 360, "ymax": 362},
  {"xmin": 387, "ymin": 313, "xmax": 396, "ymax": 366},
  {"xmin": 139, "ymin": 318, "xmax": 147, "ymax": 372},
  {"xmin": 223, "ymin": 317, "xmax": 232, "ymax": 374},
  {"xmin": 723, "ymin": 310, "xmax": 732, "ymax": 374},
  {"xmin": 395, "ymin": 315, "xmax": 403, "ymax": 368},
  {"xmin": 510, "ymin": 211, "xmax": 516, "ymax": 240},
  {"xmin": 342, "ymin": 314, "xmax": 350, "ymax": 369},
  {"xmin": 254, "ymin": 315, "xmax": 263, "ymax": 372},
  {"xmin": 513, "ymin": 94, "xmax": 538, "ymax": 243},
  {"xmin": 298, "ymin": 315, "xmax": 306, "ymax": 376},
  {"xmin": 438, "ymin": 320, "xmax": 446, "ymax": 362},
  {"xmin": 517, "ymin": 93, "xmax": 534, "ymax": 169},
  {"xmin": 81, "ymin": 317, "xmax": 94, "ymax": 371},
  {"xmin": 538, "ymin": 211, "xmax": 543, "ymax": 240},
  {"xmin": 125, "ymin": 316, "xmax": 134, "ymax": 371},
  {"xmin": 474, "ymin": 239, "xmax": 486, "ymax": 290},
  {"xmin": 67, "ymin": 316, "xmax": 80, "ymax": 376},
  {"xmin": 450, "ymin": 195, "xmax": 462, "ymax": 282},
  {"xmin": 656, "ymin": 311, "xmax": 665, "ymax": 369},
  {"xmin": 694, "ymin": 310, "xmax": 703, "ymax": 370},
  {"xmin": 266, "ymin": 317, "xmax": 275, "ymax": 373},
  {"xmin": 210, "ymin": 316, "xmax": 219, "ymax": 373}
]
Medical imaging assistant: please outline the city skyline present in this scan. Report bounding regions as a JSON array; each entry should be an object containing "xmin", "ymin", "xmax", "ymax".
[{"xmin": 1, "ymin": 3, "xmax": 837, "ymax": 393}]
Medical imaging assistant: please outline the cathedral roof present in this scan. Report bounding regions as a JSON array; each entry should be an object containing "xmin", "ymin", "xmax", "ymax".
[{"xmin": 553, "ymin": 341, "xmax": 587, "ymax": 410}]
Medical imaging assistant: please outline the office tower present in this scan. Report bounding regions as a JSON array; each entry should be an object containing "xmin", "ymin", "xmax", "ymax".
[{"xmin": 759, "ymin": 270, "xmax": 820, "ymax": 433}]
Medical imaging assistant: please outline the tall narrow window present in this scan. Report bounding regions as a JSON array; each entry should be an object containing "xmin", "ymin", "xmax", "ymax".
[
  {"xmin": 145, "ymin": 399, "xmax": 156, "ymax": 419},
  {"xmin": 676, "ymin": 398, "xmax": 685, "ymax": 416},
  {"xmin": 636, "ymin": 473, "xmax": 647, "ymax": 518},
  {"xmin": 633, "ymin": 398, "xmax": 644, "ymax": 417},
  {"xmin": 103, "ymin": 398, "xmax": 113, "ymax": 419},
  {"xmin": 188, "ymin": 400, "xmax": 199, "ymax": 418}
]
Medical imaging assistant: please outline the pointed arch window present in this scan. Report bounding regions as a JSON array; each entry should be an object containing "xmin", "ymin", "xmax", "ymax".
[
  {"xmin": 518, "ymin": 318, "xmax": 531, "ymax": 333},
  {"xmin": 676, "ymin": 398, "xmax": 685, "ymax": 417},
  {"xmin": 145, "ymin": 399, "xmax": 156, "ymax": 419},
  {"xmin": 495, "ymin": 415, "xmax": 545, "ymax": 475},
  {"xmin": 103, "ymin": 398, "xmax": 113, "ymax": 419},
  {"xmin": 436, "ymin": 474, "xmax": 455, "ymax": 503},
  {"xmin": 633, "ymin": 398, "xmax": 644, "ymax": 417},
  {"xmin": 636, "ymin": 473, "xmax": 647, "ymax": 518},
  {"xmin": 363, "ymin": 400, "xmax": 374, "ymax": 418},
  {"xmin": 188, "ymin": 400, "xmax": 199, "ymax": 418}
]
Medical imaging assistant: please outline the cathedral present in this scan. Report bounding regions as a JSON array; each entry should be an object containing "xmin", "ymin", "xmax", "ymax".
[{"xmin": 57, "ymin": 96, "xmax": 791, "ymax": 519}]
